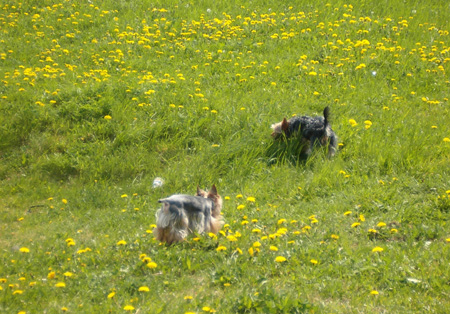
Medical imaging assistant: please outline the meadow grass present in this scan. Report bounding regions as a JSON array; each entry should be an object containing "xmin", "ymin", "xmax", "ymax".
[{"xmin": 1, "ymin": 0, "xmax": 450, "ymax": 313}]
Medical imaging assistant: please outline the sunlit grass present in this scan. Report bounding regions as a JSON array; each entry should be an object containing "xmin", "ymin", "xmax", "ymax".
[{"xmin": 1, "ymin": 0, "xmax": 450, "ymax": 313}]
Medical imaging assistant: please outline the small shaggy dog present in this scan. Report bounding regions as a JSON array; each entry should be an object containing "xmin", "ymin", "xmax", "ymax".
[
  {"xmin": 153, "ymin": 185, "xmax": 223, "ymax": 245},
  {"xmin": 270, "ymin": 106, "xmax": 338, "ymax": 158}
]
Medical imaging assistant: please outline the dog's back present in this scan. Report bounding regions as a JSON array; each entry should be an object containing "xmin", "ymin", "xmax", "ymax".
[{"xmin": 158, "ymin": 195, "xmax": 213, "ymax": 214}]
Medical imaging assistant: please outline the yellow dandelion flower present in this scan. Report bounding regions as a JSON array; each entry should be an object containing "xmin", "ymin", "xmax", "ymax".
[
  {"xmin": 372, "ymin": 246, "xmax": 384, "ymax": 253},
  {"xmin": 61, "ymin": 307, "xmax": 68, "ymax": 311},
  {"xmin": 443, "ymin": 138, "xmax": 450, "ymax": 142},
  {"xmin": 277, "ymin": 218, "xmax": 287, "ymax": 225},
  {"xmin": 275, "ymin": 256, "xmax": 287, "ymax": 263},
  {"xmin": 147, "ymin": 262, "xmax": 157, "ymax": 269},
  {"xmin": 252, "ymin": 228, "xmax": 261, "ymax": 233},
  {"xmin": 370, "ymin": 290, "xmax": 379, "ymax": 295},
  {"xmin": 236, "ymin": 194, "xmax": 243, "ymax": 199},
  {"xmin": 104, "ymin": 115, "xmax": 112, "ymax": 120},
  {"xmin": 62, "ymin": 199, "xmax": 68, "ymax": 204},
  {"xmin": 368, "ymin": 229, "xmax": 377, "ymax": 233},
  {"xmin": 107, "ymin": 291, "xmax": 115, "ymax": 299},
  {"xmin": 269, "ymin": 246, "xmax": 278, "ymax": 251},
  {"xmin": 310, "ymin": 259, "xmax": 318, "ymax": 265},
  {"xmin": 247, "ymin": 196, "xmax": 256, "ymax": 202},
  {"xmin": 55, "ymin": 282, "xmax": 66, "ymax": 287},
  {"xmin": 391, "ymin": 229, "xmax": 398, "ymax": 233},
  {"xmin": 139, "ymin": 286, "xmax": 150, "ymax": 292},
  {"xmin": 377, "ymin": 222, "xmax": 387, "ymax": 227},
  {"xmin": 142, "ymin": 256, "xmax": 152, "ymax": 263},
  {"xmin": 344, "ymin": 211, "xmax": 352, "ymax": 216},
  {"xmin": 13, "ymin": 290, "xmax": 23, "ymax": 295},
  {"xmin": 227, "ymin": 235, "xmax": 237, "ymax": 242},
  {"xmin": 19, "ymin": 247, "xmax": 30, "ymax": 253},
  {"xmin": 236, "ymin": 204, "xmax": 245, "ymax": 210},
  {"xmin": 124, "ymin": 305, "xmax": 135, "ymax": 311},
  {"xmin": 117, "ymin": 240, "xmax": 127, "ymax": 246},
  {"xmin": 121, "ymin": 194, "xmax": 128, "ymax": 198},
  {"xmin": 47, "ymin": 271, "xmax": 56, "ymax": 279},
  {"xmin": 351, "ymin": 222, "xmax": 361, "ymax": 228},
  {"xmin": 349, "ymin": 119, "xmax": 358, "ymax": 127},
  {"xmin": 184, "ymin": 295, "xmax": 193, "ymax": 300},
  {"xmin": 216, "ymin": 245, "xmax": 227, "ymax": 252},
  {"xmin": 277, "ymin": 228, "xmax": 288, "ymax": 235},
  {"xmin": 331, "ymin": 234, "xmax": 339, "ymax": 240},
  {"xmin": 63, "ymin": 272, "xmax": 73, "ymax": 277},
  {"xmin": 252, "ymin": 241, "xmax": 261, "ymax": 248}
]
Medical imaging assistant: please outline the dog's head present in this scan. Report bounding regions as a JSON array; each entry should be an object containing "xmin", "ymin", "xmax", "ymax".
[
  {"xmin": 196, "ymin": 184, "xmax": 223, "ymax": 213},
  {"xmin": 271, "ymin": 118, "xmax": 289, "ymax": 139}
]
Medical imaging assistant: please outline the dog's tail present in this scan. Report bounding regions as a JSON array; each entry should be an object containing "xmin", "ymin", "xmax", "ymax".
[{"xmin": 323, "ymin": 106, "xmax": 330, "ymax": 128}]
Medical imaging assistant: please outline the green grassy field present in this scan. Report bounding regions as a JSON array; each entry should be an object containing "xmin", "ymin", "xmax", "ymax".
[{"xmin": 1, "ymin": 0, "xmax": 450, "ymax": 313}]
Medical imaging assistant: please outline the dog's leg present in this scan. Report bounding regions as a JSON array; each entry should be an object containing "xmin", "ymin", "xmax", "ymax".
[{"xmin": 327, "ymin": 133, "xmax": 338, "ymax": 158}]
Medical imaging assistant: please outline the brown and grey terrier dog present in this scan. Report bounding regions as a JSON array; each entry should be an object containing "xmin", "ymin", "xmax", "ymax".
[
  {"xmin": 153, "ymin": 185, "xmax": 223, "ymax": 245},
  {"xmin": 271, "ymin": 106, "xmax": 338, "ymax": 158}
]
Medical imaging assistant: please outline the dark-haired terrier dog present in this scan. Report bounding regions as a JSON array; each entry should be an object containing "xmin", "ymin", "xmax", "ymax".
[
  {"xmin": 153, "ymin": 185, "xmax": 224, "ymax": 245},
  {"xmin": 271, "ymin": 106, "xmax": 338, "ymax": 158}
]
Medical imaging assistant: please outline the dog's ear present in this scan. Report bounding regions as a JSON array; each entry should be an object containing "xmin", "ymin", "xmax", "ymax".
[
  {"xmin": 197, "ymin": 185, "xmax": 207, "ymax": 197},
  {"xmin": 209, "ymin": 184, "xmax": 218, "ymax": 196},
  {"xmin": 281, "ymin": 118, "xmax": 289, "ymax": 133}
]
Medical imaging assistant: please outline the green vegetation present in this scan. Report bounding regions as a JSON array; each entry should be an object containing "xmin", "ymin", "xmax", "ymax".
[{"xmin": 1, "ymin": 0, "xmax": 449, "ymax": 312}]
